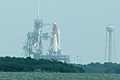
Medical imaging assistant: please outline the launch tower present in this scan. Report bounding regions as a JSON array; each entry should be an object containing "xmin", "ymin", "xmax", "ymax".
[{"xmin": 23, "ymin": 3, "xmax": 70, "ymax": 63}]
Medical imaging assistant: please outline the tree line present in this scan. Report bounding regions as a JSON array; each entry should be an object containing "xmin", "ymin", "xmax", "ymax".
[
  {"xmin": 0, "ymin": 56, "xmax": 84, "ymax": 73},
  {"xmin": 75, "ymin": 62, "xmax": 120, "ymax": 74}
]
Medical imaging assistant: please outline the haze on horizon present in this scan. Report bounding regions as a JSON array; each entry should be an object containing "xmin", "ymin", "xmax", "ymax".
[{"xmin": 0, "ymin": 0, "xmax": 119, "ymax": 64}]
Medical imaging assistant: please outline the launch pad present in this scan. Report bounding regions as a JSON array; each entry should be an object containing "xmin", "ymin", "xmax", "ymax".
[
  {"xmin": 33, "ymin": 55, "xmax": 70, "ymax": 63},
  {"xmin": 23, "ymin": 3, "xmax": 70, "ymax": 63}
]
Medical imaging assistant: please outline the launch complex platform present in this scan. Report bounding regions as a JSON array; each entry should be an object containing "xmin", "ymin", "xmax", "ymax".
[{"xmin": 23, "ymin": 3, "xmax": 70, "ymax": 63}]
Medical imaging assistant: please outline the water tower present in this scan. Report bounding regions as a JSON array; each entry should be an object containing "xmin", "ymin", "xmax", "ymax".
[{"xmin": 105, "ymin": 25, "xmax": 115, "ymax": 62}]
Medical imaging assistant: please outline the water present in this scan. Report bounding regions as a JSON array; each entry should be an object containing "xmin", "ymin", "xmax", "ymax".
[{"xmin": 0, "ymin": 72, "xmax": 120, "ymax": 80}]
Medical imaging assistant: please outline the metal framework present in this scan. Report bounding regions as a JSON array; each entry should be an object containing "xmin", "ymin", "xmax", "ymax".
[{"xmin": 23, "ymin": 19, "xmax": 70, "ymax": 63}]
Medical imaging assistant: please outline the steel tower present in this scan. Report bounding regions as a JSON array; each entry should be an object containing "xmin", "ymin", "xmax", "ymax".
[{"xmin": 105, "ymin": 25, "xmax": 114, "ymax": 62}]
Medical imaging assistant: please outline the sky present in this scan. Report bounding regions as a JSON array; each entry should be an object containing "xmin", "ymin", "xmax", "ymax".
[{"xmin": 0, "ymin": 0, "xmax": 120, "ymax": 64}]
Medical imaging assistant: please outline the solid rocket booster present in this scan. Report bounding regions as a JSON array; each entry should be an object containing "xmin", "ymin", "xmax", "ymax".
[
  {"xmin": 58, "ymin": 30, "xmax": 60, "ymax": 46},
  {"xmin": 53, "ymin": 34, "xmax": 58, "ymax": 53}
]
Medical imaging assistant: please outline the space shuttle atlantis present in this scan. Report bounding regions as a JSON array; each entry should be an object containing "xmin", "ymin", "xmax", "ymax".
[{"xmin": 49, "ymin": 23, "xmax": 61, "ymax": 55}]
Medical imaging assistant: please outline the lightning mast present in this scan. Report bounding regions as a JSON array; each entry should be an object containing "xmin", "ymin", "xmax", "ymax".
[{"xmin": 37, "ymin": 2, "xmax": 40, "ymax": 18}]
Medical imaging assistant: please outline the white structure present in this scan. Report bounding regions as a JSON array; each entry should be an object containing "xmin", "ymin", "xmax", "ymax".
[
  {"xmin": 23, "ymin": 2, "xmax": 70, "ymax": 63},
  {"xmin": 49, "ymin": 23, "xmax": 61, "ymax": 55},
  {"xmin": 105, "ymin": 25, "xmax": 115, "ymax": 62}
]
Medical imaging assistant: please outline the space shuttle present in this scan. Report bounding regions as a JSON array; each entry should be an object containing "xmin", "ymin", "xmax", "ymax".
[{"xmin": 49, "ymin": 23, "xmax": 61, "ymax": 54}]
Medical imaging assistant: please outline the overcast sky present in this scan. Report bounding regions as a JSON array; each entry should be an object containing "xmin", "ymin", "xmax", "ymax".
[{"xmin": 0, "ymin": 0, "xmax": 120, "ymax": 64}]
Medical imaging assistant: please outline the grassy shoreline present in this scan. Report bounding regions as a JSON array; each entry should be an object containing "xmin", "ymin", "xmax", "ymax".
[{"xmin": 0, "ymin": 72, "xmax": 120, "ymax": 80}]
